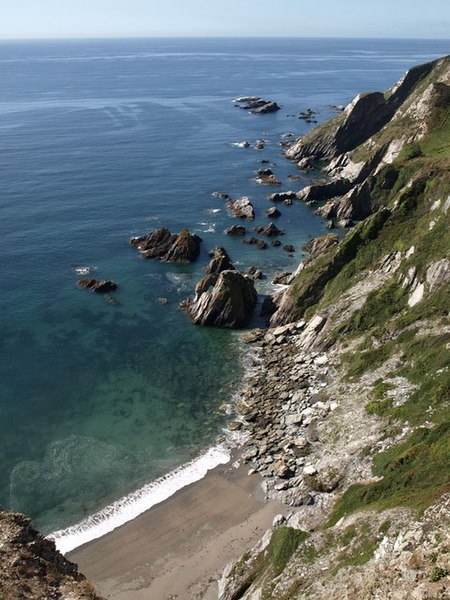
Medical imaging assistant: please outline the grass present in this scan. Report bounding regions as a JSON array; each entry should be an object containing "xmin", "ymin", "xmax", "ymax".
[{"xmin": 268, "ymin": 527, "xmax": 309, "ymax": 574}]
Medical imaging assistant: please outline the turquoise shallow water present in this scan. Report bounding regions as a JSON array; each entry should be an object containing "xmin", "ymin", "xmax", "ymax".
[{"xmin": 0, "ymin": 37, "xmax": 448, "ymax": 540}]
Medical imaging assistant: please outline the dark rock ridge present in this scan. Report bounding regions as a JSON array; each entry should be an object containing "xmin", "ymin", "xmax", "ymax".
[
  {"xmin": 265, "ymin": 207, "xmax": 281, "ymax": 218},
  {"xmin": 253, "ymin": 222, "xmax": 284, "ymax": 237},
  {"xmin": 129, "ymin": 227, "xmax": 202, "ymax": 264},
  {"xmin": 234, "ymin": 96, "xmax": 281, "ymax": 114},
  {"xmin": 228, "ymin": 196, "xmax": 255, "ymax": 219},
  {"xmin": 225, "ymin": 224, "xmax": 246, "ymax": 236},
  {"xmin": 268, "ymin": 191, "xmax": 296, "ymax": 202},
  {"xmin": 77, "ymin": 278, "xmax": 118, "ymax": 293},
  {"xmin": 0, "ymin": 511, "xmax": 103, "ymax": 600},
  {"xmin": 181, "ymin": 270, "xmax": 257, "ymax": 328},
  {"xmin": 243, "ymin": 237, "xmax": 268, "ymax": 250}
]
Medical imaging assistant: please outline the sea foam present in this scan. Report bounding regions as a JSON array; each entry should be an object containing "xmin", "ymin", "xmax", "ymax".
[{"xmin": 49, "ymin": 445, "xmax": 230, "ymax": 554}]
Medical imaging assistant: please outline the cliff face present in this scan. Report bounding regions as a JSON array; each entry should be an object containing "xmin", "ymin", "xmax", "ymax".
[
  {"xmin": 0, "ymin": 511, "xmax": 104, "ymax": 600},
  {"xmin": 220, "ymin": 55, "xmax": 450, "ymax": 599}
]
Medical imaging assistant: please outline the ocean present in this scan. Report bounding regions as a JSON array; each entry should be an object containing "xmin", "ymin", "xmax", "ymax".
[{"xmin": 0, "ymin": 37, "xmax": 448, "ymax": 552}]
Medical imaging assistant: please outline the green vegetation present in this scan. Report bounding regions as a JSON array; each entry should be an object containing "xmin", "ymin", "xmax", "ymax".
[
  {"xmin": 428, "ymin": 567, "xmax": 450, "ymax": 582},
  {"xmin": 268, "ymin": 527, "xmax": 309, "ymax": 574}
]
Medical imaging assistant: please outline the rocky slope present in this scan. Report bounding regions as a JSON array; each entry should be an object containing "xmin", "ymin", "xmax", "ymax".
[
  {"xmin": 220, "ymin": 55, "xmax": 450, "ymax": 599},
  {"xmin": 0, "ymin": 511, "xmax": 103, "ymax": 600}
]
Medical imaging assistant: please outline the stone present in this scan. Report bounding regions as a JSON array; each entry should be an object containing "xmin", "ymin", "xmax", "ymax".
[
  {"xmin": 265, "ymin": 207, "xmax": 281, "ymax": 218},
  {"xmin": 212, "ymin": 191, "xmax": 230, "ymax": 200},
  {"xmin": 234, "ymin": 97, "xmax": 281, "ymax": 114},
  {"xmin": 271, "ymin": 240, "xmax": 282, "ymax": 247},
  {"xmin": 205, "ymin": 247, "xmax": 235, "ymax": 275},
  {"xmin": 303, "ymin": 233, "xmax": 338, "ymax": 256},
  {"xmin": 253, "ymin": 222, "xmax": 284, "ymax": 237},
  {"xmin": 283, "ymin": 244, "xmax": 295, "ymax": 253},
  {"xmin": 225, "ymin": 225, "xmax": 246, "ymax": 236},
  {"xmin": 256, "ymin": 168, "xmax": 281, "ymax": 185},
  {"xmin": 426, "ymin": 259, "xmax": 450, "ymax": 292},
  {"xmin": 130, "ymin": 227, "xmax": 202, "ymax": 264},
  {"xmin": 243, "ymin": 237, "xmax": 268, "ymax": 250},
  {"xmin": 272, "ymin": 514, "xmax": 286, "ymax": 528},
  {"xmin": 272, "ymin": 272, "xmax": 293, "ymax": 285},
  {"xmin": 303, "ymin": 465, "xmax": 317, "ymax": 476},
  {"xmin": 181, "ymin": 270, "xmax": 257, "ymax": 329},
  {"xmin": 77, "ymin": 279, "xmax": 118, "ymax": 293},
  {"xmin": 247, "ymin": 266, "xmax": 264, "ymax": 280},
  {"xmin": 267, "ymin": 191, "xmax": 296, "ymax": 202},
  {"xmin": 228, "ymin": 197, "xmax": 255, "ymax": 219}
]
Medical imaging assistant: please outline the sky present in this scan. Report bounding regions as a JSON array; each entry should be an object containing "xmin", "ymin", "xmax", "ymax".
[{"xmin": 0, "ymin": 0, "xmax": 449, "ymax": 40}]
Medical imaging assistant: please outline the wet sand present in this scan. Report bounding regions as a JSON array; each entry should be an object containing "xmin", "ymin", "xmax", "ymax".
[{"xmin": 69, "ymin": 459, "xmax": 283, "ymax": 599}]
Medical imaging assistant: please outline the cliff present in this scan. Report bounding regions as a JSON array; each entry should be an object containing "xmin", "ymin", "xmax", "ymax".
[
  {"xmin": 0, "ymin": 511, "xmax": 104, "ymax": 600},
  {"xmin": 220, "ymin": 55, "xmax": 450, "ymax": 599}
]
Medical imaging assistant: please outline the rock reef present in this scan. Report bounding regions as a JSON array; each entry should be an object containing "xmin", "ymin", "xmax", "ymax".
[{"xmin": 129, "ymin": 227, "xmax": 202, "ymax": 264}]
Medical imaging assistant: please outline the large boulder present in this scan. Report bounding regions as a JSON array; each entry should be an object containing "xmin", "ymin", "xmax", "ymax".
[
  {"xmin": 181, "ymin": 270, "xmax": 257, "ymax": 328},
  {"xmin": 253, "ymin": 222, "xmax": 284, "ymax": 237},
  {"xmin": 129, "ymin": 227, "xmax": 201, "ymax": 264},
  {"xmin": 234, "ymin": 97, "xmax": 280, "ymax": 114}
]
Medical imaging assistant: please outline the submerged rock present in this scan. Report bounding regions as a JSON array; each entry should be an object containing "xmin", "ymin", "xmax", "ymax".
[
  {"xmin": 129, "ymin": 227, "xmax": 202, "ymax": 264},
  {"xmin": 243, "ymin": 237, "xmax": 268, "ymax": 250},
  {"xmin": 181, "ymin": 270, "xmax": 257, "ymax": 328},
  {"xmin": 77, "ymin": 279, "xmax": 118, "ymax": 293},
  {"xmin": 256, "ymin": 168, "xmax": 281, "ymax": 185}
]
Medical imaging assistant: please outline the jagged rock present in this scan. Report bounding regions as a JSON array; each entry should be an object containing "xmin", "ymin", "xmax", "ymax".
[
  {"xmin": 296, "ymin": 180, "xmax": 352, "ymax": 204},
  {"xmin": 0, "ymin": 511, "xmax": 103, "ymax": 600},
  {"xmin": 297, "ymin": 157, "xmax": 314, "ymax": 171},
  {"xmin": 325, "ymin": 219, "xmax": 335, "ymax": 229},
  {"xmin": 205, "ymin": 247, "xmax": 235, "ymax": 274},
  {"xmin": 77, "ymin": 279, "xmax": 118, "ymax": 293},
  {"xmin": 234, "ymin": 97, "xmax": 281, "ymax": 114},
  {"xmin": 243, "ymin": 237, "xmax": 268, "ymax": 250},
  {"xmin": 130, "ymin": 227, "xmax": 201, "ymax": 264},
  {"xmin": 247, "ymin": 266, "xmax": 264, "ymax": 280},
  {"xmin": 181, "ymin": 270, "xmax": 257, "ymax": 329},
  {"xmin": 283, "ymin": 244, "xmax": 296, "ymax": 253},
  {"xmin": 272, "ymin": 272, "xmax": 293, "ymax": 285},
  {"xmin": 265, "ymin": 207, "xmax": 281, "ymax": 218},
  {"xmin": 272, "ymin": 240, "xmax": 282, "ymax": 247},
  {"xmin": 225, "ymin": 225, "xmax": 246, "ymax": 236},
  {"xmin": 268, "ymin": 191, "xmax": 296, "ymax": 202},
  {"xmin": 303, "ymin": 233, "xmax": 339, "ymax": 255},
  {"xmin": 228, "ymin": 197, "xmax": 255, "ymax": 219},
  {"xmin": 256, "ymin": 169, "xmax": 281, "ymax": 185},
  {"xmin": 253, "ymin": 222, "xmax": 284, "ymax": 237},
  {"xmin": 426, "ymin": 259, "xmax": 450, "ymax": 292}
]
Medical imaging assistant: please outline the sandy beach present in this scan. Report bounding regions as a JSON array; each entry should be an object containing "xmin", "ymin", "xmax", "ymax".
[{"xmin": 69, "ymin": 458, "xmax": 283, "ymax": 599}]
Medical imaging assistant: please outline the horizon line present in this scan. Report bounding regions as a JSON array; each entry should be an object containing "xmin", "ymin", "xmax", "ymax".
[{"xmin": 0, "ymin": 35, "xmax": 449, "ymax": 43}]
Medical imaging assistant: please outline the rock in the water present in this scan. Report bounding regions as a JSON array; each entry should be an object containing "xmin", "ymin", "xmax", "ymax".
[
  {"xmin": 303, "ymin": 233, "xmax": 339, "ymax": 255},
  {"xmin": 254, "ymin": 222, "xmax": 284, "ymax": 237},
  {"xmin": 265, "ymin": 207, "xmax": 281, "ymax": 218},
  {"xmin": 212, "ymin": 191, "xmax": 231, "ymax": 200},
  {"xmin": 129, "ymin": 227, "xmax": 201, "ymax": 264},
  {"xmin": 243, "ymin": 237, "xmax": 268, "ymax": 250},
  {"xmin": 271, "ymin": 240, "xmax": 282, "ymax": 247},
  {"xmin": 337, "ymin": 218, "xmax": 354, "ymax": 228},
  {"xmin": 267, "ymin": 191, "xmax": 296, "ymax": 202},
  {"xmin": 225, "ymin": 225, "xmax": 246, "ymax": 236},
  {"xmin": 256, "ymin": 168, "xmax": 281, "ymax": 185},
  {"xmin": 272, "ymin": 272, "xmax": 293, "ymax": 285},
  {"xmin": 77, "ymin": 279, "xmax": 118, "ymax": 293},
  {"xmin": 205, "ymin": 247, "xmax": 235, "ymax": 274},
  {"xmin": 283, "ymin": 244, "xmax": 296, "ymax": 253},
  {"xmin": 234, "ymin": 97, "xmax": 281, "ymax": 114},
  {"xmin": 228, "ymin": 197, "xmax": 255, "ymax": 219},
  {"xmin": 181, "ymin": 270, "xmax": 257, "ymax": 329},
  {"xmin": 247, "ymin": 266, "xmax": 264, "ymax": 280}
]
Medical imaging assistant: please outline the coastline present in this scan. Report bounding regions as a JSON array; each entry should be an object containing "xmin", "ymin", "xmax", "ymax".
[{"xmin": 69, "ymin": 455, "xmax": 283, "ymax": 600}]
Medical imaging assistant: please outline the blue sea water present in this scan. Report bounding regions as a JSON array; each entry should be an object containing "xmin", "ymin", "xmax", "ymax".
[{"xmin": 0, "ymin": 37, "xmax": 448, "ymax": 548}]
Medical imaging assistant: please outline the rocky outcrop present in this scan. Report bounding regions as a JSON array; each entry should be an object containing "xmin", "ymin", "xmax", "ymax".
[
  {"xmin": 303, "ymin": 233, "xmax": 338, "ymax": 256},
  {"xmin": 129, "ymin": 227, "xmax": 202, "ymax": 264},
  {"xmin": 0, "ymin": 511, "xmax": 103, "ymax": 600},
  {"xmin": 77, "ymin": 279, "xmax": 118, "ymax": 293},
  {"xmin": 268, "ymin": 191, "xmax": 296, "ymax": 203},
  {"xmin": 243, "ymin": 237, "xmax": 268, "ymax": 250},
  {"xmin": 181, "ymin": 270, "xmax": 257, "ymax": 328},
  {"xmin": 205, "ymin": 246, "xmax": 235, "ymax": 274},
  {"xmin": 234, "ymin": 97, "xmax": 281, "ymax": 114},
  {"xmin": 256, "ymin": 169, "xmax": 281, "ymax": 185},
  {"xmin": 265, "ymin": 207, "xmax": 281, "ymax": 218},
  {"xmin": 225, "ymin": 224, "xmax": 246, "ymax": 236},
  {"xmin": 228, "ymin": 197, "xmax": 255, "ymax": 219},
  {"xmin": 253, "ymin": 222, "xmax": 284, "ymax": 237}
]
